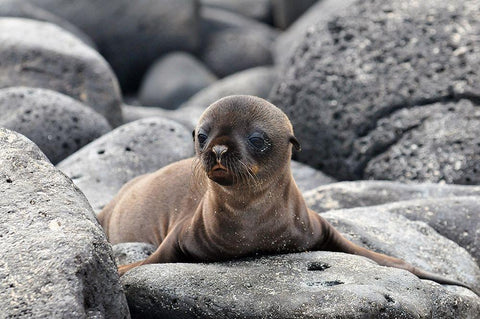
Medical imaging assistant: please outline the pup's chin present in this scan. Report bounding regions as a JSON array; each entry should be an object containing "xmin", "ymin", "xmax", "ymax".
[{"xmin": 207, "ymin": 168, "xmax": 234, "ymax": 186}]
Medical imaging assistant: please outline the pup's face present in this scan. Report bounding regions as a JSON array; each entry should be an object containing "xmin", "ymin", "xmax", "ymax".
[{"xmin": 193, "ymin": 95, "xmax": 300, "ymax": 187}]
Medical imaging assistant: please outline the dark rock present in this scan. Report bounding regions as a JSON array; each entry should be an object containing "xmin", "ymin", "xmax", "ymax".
[
  {"xmin": 57, "ymin": 117, "xmax": 194, "ymax": 212},
  {"xmin": 139, "ymin": 52, "xmax": 217, "ymax": 109},
  {"xmin": 274, "ymin": 0, "xmax": 356, "ymax": 65},
  {"xmin": 271, "ymin": 0, "xmax": 318, "ymax": 29},
  {"xmin": 122, "ymin": 251, "xmax": 479, "ymax": 318},
  {"xmin": 304, "ymin": 180, "xmax": 480, "ymax": 212},
  {"xmin": 0, "ymin": 128, "xmax": 129, "ymax": 318},
  {"xmin": 30, "ymin": 0, "xmax": 199, "ymax": 92},
  {"xmin": 291, "ymin": 160, "xmax": 336, "ymax": 193},
  {"xmin": 200, "ymin": 7, "xmax": 277, "ymax": 78},
  {"xmin": 173, "ymin": 67, "xmax": 278, "ymax": 129},
  {"xmin": 270, "ymin": 0, "xmax": 480, "ymax": 183},
  {"xmin": 113, "ymin": 243, "xmax": 156, "ymax": 266},
  {"xmin": 0, "ymin": 87, "xmax": 111, "ymax": 164},
  {"xmin": 0, "ymin": 17, "xmax": 122, "ymax": 126},
  {"xmin": 121, "ymin": 104, "xmax": 173, "ymax": 125},
  {"xmin": 0, "ymin": 0, "xmax": 95, "ymax": 47},
  {"xmin": 200, "ymin": 0, "xmax": 272, "ymax": 23}
]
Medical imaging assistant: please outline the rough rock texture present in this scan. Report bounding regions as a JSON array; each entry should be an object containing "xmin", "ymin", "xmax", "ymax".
[
  {"xmin": 122, "ymin": 252, "xmax": 479, "ymax": 318},
  {"xmin": 0, "ymin": 87, "xmax": 111, "ymax": 164},
  {"xmin": 291, "ymin": 160, "xmax": 336, "ymax": 193},
  {"xmin": 200, "ymin": 7, "xmax": 277, "ymax": 78},
  {"xmin": 200, "ymin": 0, "xmax": 272, "ymax": 23},
  {"xmin": 139, "ymin": 52, "xmax": 217, "ymax": 109},
  {"xmin": 57, "ymin": 117, "xmax": 194, "ymax": 212},
  {"xmin": 0, "ymin": 0, "xmax": 95, "ymax": 47},
  {"xmin": 270, "ymin": 0, "xmax": 480, "ymax": 183},
  {"xmin": 30, "ymin": 0, "xmax": 199, "ymax": 92},
  {"xmin": 304, "ymin": 180, "xmax": 480, "ymax": 212},
  {"xmin": 271, "ymin": 0, "xmax": 318, "ymax": 29},
  {"xmin": 171, "ymin": 67, "xmax": 278, "ymax": 129},
  {"xmin": 0, "ymin": 128, "xmax": 129, "ymax": 318},
  {"xmin": 0, "ymin": 17, "xmax": 122, "ymax": 126},
  {"xmin": 113, "ymin": 243, "xmax": 156, "ymax": 266}
]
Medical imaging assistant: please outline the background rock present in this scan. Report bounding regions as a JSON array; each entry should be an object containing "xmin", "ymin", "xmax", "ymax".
[
  {"xmin": 29, "ymin": 0, "xmax": 199, "ymax": 92},
  {"xmin": 0, "ymin": 87, "xmax": 111, "ymax": 164},
  {"xmin": 200, "ymin": 0, "xmax": 272, "ymax": 23},
  {"xmin": 0, "ymin": 128, "xmax": 129, "ymax": 318},
  {"xmin": 113, "ymin": 243, "xmax": 156, "ymax": 267},
  {"xmin": 0, "ymin": 17, "xmax": 122, "ymax": 126},
  {"xmin": 291, "ymin": 161, "xmax": 336, "ymax": 193},
  {"xmin": 0, "ymin": 0, "xmax": 95, "ymax": 47},
  {"xmin": 270, "ymin": 0, "xmax": 480, "ymax": 183},
  {"xmin": 271, "ymin": 0, "xmax": 318, "ymax": 29},
  {"xmin": 122, "ymin": 252, "xmax": 479, "ymax": 318},
  {"xmin": 139, "ymin": 52, "xmax": 217, "ymax": 109},
  {"xmin": 199, "ymin": 7, "xmax": 277, "ymax": 78},
  {"xmin": 57, "ymin": 117, "xmax": 194, "ymax": 212}
]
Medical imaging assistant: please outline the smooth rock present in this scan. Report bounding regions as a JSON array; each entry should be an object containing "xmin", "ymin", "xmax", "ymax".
[
  {"xmin": 291, "ymin": 160, "xmax": 336, "ymax": 193},
  {"xmin": 173, "ymin": 66, "xmax": 278, "ymax": 129},
  {"xmin": 200, "ymin": 8, "xmax": 277, "ymax": 78},
  {"xmin": 57, "ymin": 117, "xmax": 194, "ymax": 212},
  {"xmin": 200, "ymin": 0, "xmax": 272, "ymax": 23},
  {"xmin": 0, "ymin": 17, "xmax": 122, "ymax": 126},
  {"xmin": 270, "ymin": 0, "xmax": 480, "ymax": 182},
  {"xmin": 0, "ymin": 87, "xmax": 111, "ymax": 164},
  {"xmin": 271, "ymin": 0, "xmax": 318, "ymax": 29},
  {"xmin": 0, "ymin": 0, "xmax": 95, "ymax": 47},
  {"xmin": 139, "ymin": 52, "xmax": 217, "ymax": 109},
  {"xmin": 0, "ymin": 128, "xmax": 129, "ymax": 318},
  {"xmin": 122, "ymin": 251, "xmax": 479, "ymax": 318},
  {"xmin": 113, "ymin": 243, "xmax": 156, "ymax": 266},
  {"xmin": 121, "ymin": 104, "xmax": 173, "ymax": 125},
  {"xmin": 30, "ymin": 0, "xmax": 199, "ymax": 92}
]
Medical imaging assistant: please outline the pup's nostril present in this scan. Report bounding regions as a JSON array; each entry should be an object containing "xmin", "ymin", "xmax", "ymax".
[{"xmin": 212, "ymin": 145, "xmax": 228, "ymax": 160}]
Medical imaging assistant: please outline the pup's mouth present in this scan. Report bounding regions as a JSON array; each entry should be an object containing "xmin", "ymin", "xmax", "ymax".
[{"xmin": 207, "ymin": 164, "xmax": 233, "ymax": 186}]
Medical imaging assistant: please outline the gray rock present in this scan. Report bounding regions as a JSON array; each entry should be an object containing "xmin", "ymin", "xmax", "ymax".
[
  {"xmin": 271, "ymin": 0, "xmax": 318, "ymax": 29},
  {"xmin": 30, "ymin": 0, "xmax": 199, "ymax": 92},
  {"xmin": 139, "ymin": 52, "xmax": 217, "ymax": 109},
  {"xmin": 200, "ymin": 0, "xmax": 272, "ymax": 23},
  {"xmin": 0, "ymin": 128, "xmax": 129, "ymax": 318},
  {"xmin": 0, "ymin": 87, "xmax": 111, "ymax": 164},
  {"xmin": 0, "ymin": 17, "xmax": 122, "ymax": 126},
  {"xmin": 270, "ymin": 0, "xmax": 480, "ymax": 182},
  {"xmin": 113, "ymin": 243, "xmax": 156, "ymax": 266},
  {"xmin": 291, "ymin": 160, "xmax": 336, "ymax": 193},
  {"xmin": 122, "ymin": 251, "xmax": 479, "ymax": 318},
  {"xmin": 274, "ymin": 0, "xmax": 356, "ymax": 64},
  {"xmin": 200, "ymin": 8, "xmax": 277, "ymax": 78},
  {"xmin": 57, "ymin": 117, "xmax": 194, "ymax": 212},
  {"xmin": 174, "ymin": 66, "xmax": 279, "ymax": 129},
  {"xmin": 304, "ymin": 180, "xmax": 480, "ymax": 212},
  {"xmin": 121, "ymin": 104, "xmax": 174, "ymax": 125},
  {"xmin": 0, "ymin": 0, "xmax": 95, "ymax": 47}
]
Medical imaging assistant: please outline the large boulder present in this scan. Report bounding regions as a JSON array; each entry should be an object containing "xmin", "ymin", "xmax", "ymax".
[
  {"xmin": 0, "ymin": 0, "xmax": 94, "ymax": 47},
  {"xmin": 57, "ymin": 117, "xmax": 194, "ymax": 212},
  {"xmin": 199, "ymin": 8, "xmax": 277, "ymax": 78},
  {"xmin": 291, "ymin": 161, "xmax": 336, "ymax": 193},
  {"xmin": 0, "ymin": 128, "xmax": 129, "ymax": 318},
  {"xmin": 271, "ymin": 0, "xmax": 318, "ymax": 29},
  {"xmin": 200, "ymin": 0, "xmax": 272, "ymax": 23},
  {"xmin": 138, "ymin": 52, "xmax": 217, "ymax": 109},
  {"xmin": 29, "ymin": 0, "xmax": 199, "ymax": 92},
  {"xmin": 0, "ymin": 87, "xmax": 111, "ymax": 164},
  {"xmin": 0, "ymin": 17, "xmax": 122, "ymax": 126},
  {"xmin": 270, "ymin": 0, "xmax": 480, "ymax": 183}
]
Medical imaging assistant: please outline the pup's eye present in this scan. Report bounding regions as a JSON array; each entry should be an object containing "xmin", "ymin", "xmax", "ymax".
[
  {"xmin": 198, "ymin": 133, "xmax": 208, "ymax": 146},
  {"xmin": 248, "ymin": 133, "xmax": 269, "ymax": 151}
]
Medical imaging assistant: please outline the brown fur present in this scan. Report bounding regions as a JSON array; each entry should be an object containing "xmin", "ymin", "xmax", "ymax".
[{"xmin": 98, "ymin": 95, "xmax": 475, "ymax": 294}]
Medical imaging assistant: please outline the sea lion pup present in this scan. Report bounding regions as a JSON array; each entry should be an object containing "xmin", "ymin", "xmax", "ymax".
[{"xmin": 98, "ymin": 95, "xmax": 474, "ymax": 292}]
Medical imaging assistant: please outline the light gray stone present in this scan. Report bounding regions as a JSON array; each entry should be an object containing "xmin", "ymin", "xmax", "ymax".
[
  {"xmin": 113, "ymin": 243, "xmax": 156, "ymax": 266},
  {"xmin": 291, "ymin": 160, "xmax": 336, "ymax": 193}
]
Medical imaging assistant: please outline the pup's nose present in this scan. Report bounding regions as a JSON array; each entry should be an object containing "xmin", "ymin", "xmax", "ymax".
[{"xmin": 212, "ymin": 145, "xmax": 228, "ymax": 161}]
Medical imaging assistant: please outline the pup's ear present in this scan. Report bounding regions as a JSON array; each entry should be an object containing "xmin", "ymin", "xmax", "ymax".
[
  {"xmin": 192, "ymin": 130, "xmax": 196, "ymax": 141},
  {"xmin": 289, "ymin": 136, "xmax": 301, "ymax": 151}
]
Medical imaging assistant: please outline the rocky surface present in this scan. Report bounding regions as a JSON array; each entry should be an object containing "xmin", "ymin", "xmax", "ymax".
[
  {"xmin": 0, "ymin": 17, "xmax": 122, "ymax": 127},
  {"xmin": 139, "ymin": 52, "xmax": 217, "ymax": 109},
  {"xmin": 0, "ymin": 0, "xmax": 95, "ymax": 47},
  {"xmin": 200, "ymin": 0, "xmax": 272, "ymax": 23},
  {"xmin": 271, "ymin": 0, "xmax": 318, "ymax": 29},
  {"xmin": 113, "ymin": 243, "xmax": 156, "ymax": 267},
  {"xmin": 57, "ymin": 117, "xmax": 194, "ymax": 212},
  {"xmin": 30, "ymin": 0, "xmax": 199, "ymax": 92},
  {"xmin": 122, "ymin": 251, "xmax": 479, "ymax": 319},
  {"xmin": 0, "ymin": 128, "xmax": 129, "ymax": 318},
  {"xmin": 199, "ymin": 7, "xmax": 277, "ymax": 78},
  {"xmin": 270, "ymin": 0, "xmax": 480, "ymax": 184},
  {"xmin": 0, "ymin": 87, "xmax": 111, "ymax": 164},
  {"xmin": 291, "ymin": 160, "xmax": 336, "ymax": 193}
]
